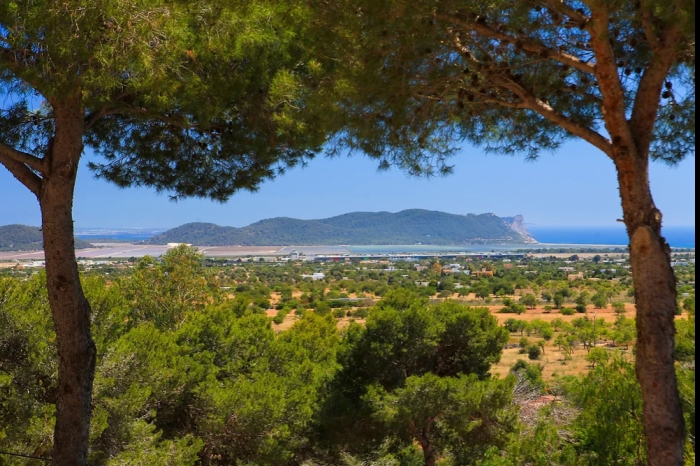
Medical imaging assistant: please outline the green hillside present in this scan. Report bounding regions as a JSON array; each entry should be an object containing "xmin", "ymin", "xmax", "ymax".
[
  {"xmin": 0, "ymin": 225, "xmax": 93, "ymax": 251},
  {"xmin": 145, "ymin": 209, "xmax": 535, "ymax": 246}
]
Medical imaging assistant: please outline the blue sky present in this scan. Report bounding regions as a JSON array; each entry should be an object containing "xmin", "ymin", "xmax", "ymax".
[{"xmin": 0, "ymin": 140, "xmax": 694, "ymax": 228}]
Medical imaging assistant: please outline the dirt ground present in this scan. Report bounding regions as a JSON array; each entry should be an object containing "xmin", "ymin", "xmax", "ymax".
[{"xmin": 266, "ymin": 295, "xmax": 690, "ymax": 382}]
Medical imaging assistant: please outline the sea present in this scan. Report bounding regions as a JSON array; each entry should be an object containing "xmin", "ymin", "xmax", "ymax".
[
  {"xmin": 75, "ymin": 226, "xmax": 695, "ymax": 252},
  {"xmin": 527, "ymin": 226, "xmax": 695, "ymax": 249}
]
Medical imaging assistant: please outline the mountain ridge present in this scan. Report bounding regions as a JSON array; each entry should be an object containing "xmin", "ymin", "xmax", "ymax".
[
  {"xmin": 0, "ymin": 224, "xmax": 94, "ymax": 252},
  {"xmin": 144, "ymin": 209, "xmax": 537, "ymax": 246}
]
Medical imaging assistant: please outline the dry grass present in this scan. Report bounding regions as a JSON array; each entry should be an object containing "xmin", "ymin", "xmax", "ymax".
[
  {"xmin": 264, "ymin": 300, "xmax": 689, "ymax": 382},
  {"xmin": 487, "ymin": 303, "xmax": 638, "ymax": 323},
  {"xmin": 490, "ymin": 341, "xmax": 632, "ymax": 381}
]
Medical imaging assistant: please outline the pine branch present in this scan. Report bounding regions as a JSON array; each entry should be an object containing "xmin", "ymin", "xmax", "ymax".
[
  {"xmin": 629, "ymin": 24, "xmax": 683, "ymax": 155},
  {"xmin": 505, "ymin": 81, "xmax": 612, "ymax": 156},
  {"xmin": 0, "ymin": 143, "xmax": 45, "ymax": 173},
  {"xmin": 0, "ymin": 144, "xmax": 42, "ymax": 196},
  {"xmin": 542, "ymin": 0, "xmax": 589, "ymax": 24},
  {"xmin": 639, "ymin": 2, "xmax": 661, "ymax": 50},
  {"xmin": 586, "ymin": 3, "xmax": 636, "ymax": 151},
  {"xmin": 438, "ymin": 14, "xmax": 596, "ymax": 75}
]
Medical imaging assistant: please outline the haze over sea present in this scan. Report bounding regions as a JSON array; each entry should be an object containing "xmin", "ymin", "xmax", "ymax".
[{"xmin": 76, "ymin": 225, "xmax": 695, "ymax": 250}]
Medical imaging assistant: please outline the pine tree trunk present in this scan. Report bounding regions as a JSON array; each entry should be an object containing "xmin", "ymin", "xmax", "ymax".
[
  {"xmin": 422, "ymin": 443, "xmax": 436, "ymax": 466},
  {"xmin": 40, "ymin": 102, "xmax": 96, "ymax": 466},
  {"xmin": 614, "ymin": 153, "xmax": 684, "ymax": 466}
]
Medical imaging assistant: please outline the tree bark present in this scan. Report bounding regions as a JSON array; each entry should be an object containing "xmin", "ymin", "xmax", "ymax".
[
  {"xmin": 614, "ymin": 152, "xmax": 684, "ymax": 466},
  {"xmin": 40, "ymin": 100, "xmax": 96, "ymax": 466},
  {"xmin": 408, "ymin": 420, "xmax": 436, "ymax": 466}
]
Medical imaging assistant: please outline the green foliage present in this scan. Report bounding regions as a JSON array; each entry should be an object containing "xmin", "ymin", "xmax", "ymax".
[
  {"xmin": 566, "ymin": 353, "xmax": 646, "ymax": 466},
  {"xmin": 553, "ymin": 294, "xmax": 565, "ymax": 309},
  {"xmin": 479, "ymin": 407, "xmax": 579, "ymax": 466},
  {"xmin": 674, "ymin": 311, "xmax": 695, "ymax": 362},
  {"xmin": 1, "ymin": 0, "xmax": 334, "ymax": 200},
  {"xmin": 611, "ymin": 316, "xmax": 636, "ymax": 349},
  {"xmin": 527, "ymin": 319, "xmax": 554, "ymax": 341},
  {"xmin": 503, "ymin": 318, "xmax": 526, "ymax": 334},
  {"xmin": 322, "ymin": 292, "xmax": 510, "ymax": 459},
  {"xmin": 510, "ymin": 359, "xmax": 544, "ymax": 393},
  {"xmin": 0, "ymin": 252, "xmax": 693, "ymax": 464},
  {"xmin": 338, "ymin": 296, "xmax": 508, "ymax": 393},
  {"xmin": 498, "ymin": 302, "xmax": 526, "ymax": 314},
  {"xmin": 612, "ymin": 302, "xmax": 627, "ymax": 315},
  {"xmin": 366, "ymin": 373, "xmax": 517, "ymax": 465},
  {"xmin": 314, "ymin": 301, "xmax": 332, "ymax": 316},
  {"xmin": 519, "ymin": 294, "xmax": 538, "ymax": 309},
  {"xmin": 311, "ymin": 0, "xmax": 694, "ymax": 166},
  {"xmin": 591, "ymin": 292, "xmax": 608, "ymax": 309},
  {"xmin": 118, "ymin": 246, "xmax": 218, "ymax": 330},
  {"xmin": 527, "ymin": 345, "xmax": 542, "ymax": 360},
  {"xmin": 560, "ymin": 307, "xmax": 576, "ymax": 316},
  {"xmin": 682, "ymin": 296, "xmax": 695, "ymax": 315},
  {"xmin": 0, "ymin": 274, "xmax": 55, "ymax": 458}
]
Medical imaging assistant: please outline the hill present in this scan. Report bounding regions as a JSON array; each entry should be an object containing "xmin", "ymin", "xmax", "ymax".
[
  {"xmin": 0, "ymin": 225, "xmax": 94, "ymax": 252},
  {"xmin": 145, "ymin": 210, "xmax": 536, "ymax": 246}
]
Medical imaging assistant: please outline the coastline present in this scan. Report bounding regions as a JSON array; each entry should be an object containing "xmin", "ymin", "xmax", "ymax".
[{"xmin": 2, "ymin": 240, "xmax": 693, "ymax": 262}]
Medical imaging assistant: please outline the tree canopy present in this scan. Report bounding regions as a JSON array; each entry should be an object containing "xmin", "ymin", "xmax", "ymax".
[
  {"xmin": 1, "ymin": 0, "xmax": 330, "ymax": 199},
  {"xmin": 313, "ymin": 0, "xmax": 694, "ymax": 171}
]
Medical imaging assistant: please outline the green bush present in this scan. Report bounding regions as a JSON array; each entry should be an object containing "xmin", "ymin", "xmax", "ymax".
[
  {"xmin": 560, "ymin": 307, "xmax": 576, "ymax": 316},
  {"xmin": 527, "ymin": 344, "xmax": 542, "ymax": 360},
  {"xmin": 332, "ymin": 308, "xmax": 345, "ymax": 318},
  {"xmin": 314, "ymin": 301, "xmax": 331, "ymax": 316},
  {"xmin": 353, "ymin": 308, "xmax": 369, "ymax": 319},
  {"xmin": 510, "ymin": 359, "xmax": 545, "ymax": 391}
]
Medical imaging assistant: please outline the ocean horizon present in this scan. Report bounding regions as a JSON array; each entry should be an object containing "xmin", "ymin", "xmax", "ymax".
[{"xmin": 527, "ymin": 225, "xmax": 695, "ymax": 248}]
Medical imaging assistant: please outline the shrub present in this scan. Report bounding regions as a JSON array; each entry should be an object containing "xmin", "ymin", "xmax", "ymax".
[
  {"xmin": 511, "ymin": 359, "xmax": 545, "ymax": 391},
  {"xmin": 504, "ymin": 318, "xmax": 521, "ymax": 333},
  {"xmin": 332, "ymin": 308, "xmax": 345, "ymax": 318},
  {"xmin": 576, "ymin": 304, "xmax": 587, "ymax": 313},
  {"xmin": 611, "ymin": 302, "xmax": 626, "ymax": 315},
  {"xmin": 540, "ymin": 327, "xmax": 554, "ymax": 341},
  {"xmin": 527, "ymin": 344, "xmax": 542, "ymax": 360},
  {"xmin": 353, "ymin": 308, "xmax": 369, "ymax": 319},
  {"xmin": 499, "ymin": 303, "xmax": 527, "ymax": 314},
  {"xmin": 518, "ymin": 336, "xmax": 531, "ymax": 353},
  {"xmin": 560, "ymin": 308, "xmax": 576, "ymax": 316},
  {"xmin": 543, "ymin": 305, "xmax": 554, "ymax": 313},
  {"xmin": 314, "ymin": 301, "xmax": 331, "ymax": 316}
]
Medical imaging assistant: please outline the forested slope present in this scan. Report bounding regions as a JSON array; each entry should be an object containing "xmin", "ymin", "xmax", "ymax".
[
  {"xmin": 0, "ymin": 224, "xmax": 93, "ymax": 251},
  {"xmin": 146, "ymin": 209, "xmax": 535, "ymax": 246}
]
